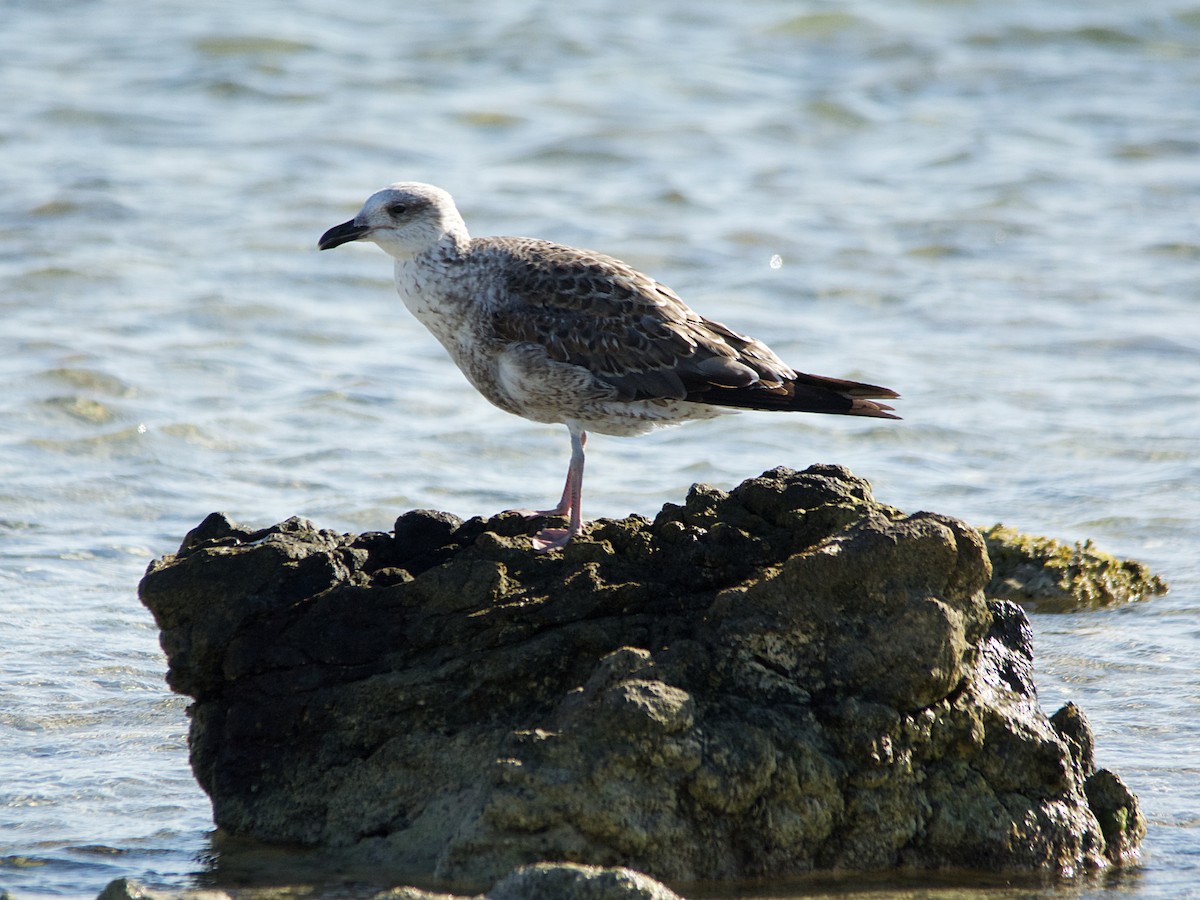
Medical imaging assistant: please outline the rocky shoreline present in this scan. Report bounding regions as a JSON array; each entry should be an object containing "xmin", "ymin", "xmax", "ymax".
[{"xmin": 131, "ymin": 464, "xmax": 1155, "ymax": 899}]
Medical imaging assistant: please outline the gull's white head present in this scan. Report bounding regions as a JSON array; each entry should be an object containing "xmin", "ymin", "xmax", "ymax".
[{"xmin": 318, "ymin": 182, "xmax": 468, "ymax": 259}]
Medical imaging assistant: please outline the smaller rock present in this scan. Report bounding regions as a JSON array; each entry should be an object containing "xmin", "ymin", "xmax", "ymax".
[
  {"xmin": 979, "ymin": 599, "xmax": 1036, "ymax": 696},
  {"xmin": 95, "ymin": 880, "xmax": 231, "ymax": 900},
  {"xmin": 486, "ymin": 863, "xmax": 683, "ymax": 900},
  {"xmin": 97, "ymin": 878, "xmax": 166, "ymax": 900},
  {"xmin": 980, "ymin": 524, "xmax": 1167, "ymax": 611},
  {"xmin": 1051, "ymin": 702, "xmax": 1096, "ymax": 777},
  {"xmin": 180, "ymin": 512, "xmax": 252, "ymax": 551},
  {"xmin": 1085, "ymin": 770, "xmax": 1147, "ymax": 864},
  {"xmin": 373, "ymin": 886, "xmax": 471, "ymax": 900},
  {"xmin": 393, "ymin": 509, "xmax": 464, "ymax": 573}
]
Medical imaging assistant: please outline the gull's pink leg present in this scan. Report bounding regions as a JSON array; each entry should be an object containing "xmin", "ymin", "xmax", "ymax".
[
  {"xmin": 532, "ymin": 428, "xmax": 586, "ymax": 552},
  {"xmin": 532, "ymin": 450, "xmax": 577, "ymax": 517}
]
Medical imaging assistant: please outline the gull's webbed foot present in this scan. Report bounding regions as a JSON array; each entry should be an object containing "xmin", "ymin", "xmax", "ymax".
[{"xmin": 531, "ymin": 524, "xmax": 578, "ymax": 553}]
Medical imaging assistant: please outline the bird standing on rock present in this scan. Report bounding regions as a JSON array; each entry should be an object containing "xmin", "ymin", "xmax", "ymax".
[{"xmin": 319, "ymin": 182, "xmax": 899, "ymax": 551}]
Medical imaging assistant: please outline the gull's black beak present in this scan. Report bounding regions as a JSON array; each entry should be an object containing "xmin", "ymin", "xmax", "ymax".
[{"xmin": 318, "ymin": 219, "xmax": 371, "ymax": 250}]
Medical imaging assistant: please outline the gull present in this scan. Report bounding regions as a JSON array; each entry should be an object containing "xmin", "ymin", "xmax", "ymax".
[{"xmin": 318, "ymin": 182, "xmax": 898, "ymax": 551}]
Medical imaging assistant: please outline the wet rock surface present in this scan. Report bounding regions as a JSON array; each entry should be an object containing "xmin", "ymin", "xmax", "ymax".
[{"xmin": 140, "ymin": 465, "xmax": 1145, "ymax": 885}]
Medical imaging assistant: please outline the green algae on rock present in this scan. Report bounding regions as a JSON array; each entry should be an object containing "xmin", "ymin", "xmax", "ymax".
[
  {"xmin": 980, "ymin": 524, "xmax": 1168, "ymax": 611},
  {"xmin": 140, "ymin": 465, "xmax": 1145, "ymax": 885}
]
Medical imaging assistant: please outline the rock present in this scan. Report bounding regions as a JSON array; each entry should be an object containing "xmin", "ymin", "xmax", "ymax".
[
  {"xmin": 980, "ymin": 524, "xmax": 1167, "ymax": 611},
  {"xmin": 95, "ymin": 864, "xmax": 681, "ymax": 900},
  {"xmin": 1051, "ymin": 702, "xmax": 1096, "ymax": 777},
  {"xmin": 1084, "ymin": 770, "xmax": 1147, "ymax": 865},
  {"xmin": 96, "ymin": 879, "xmax": 166, "ymax": 900},
  {"xmin": 140, "ymin": 465, "xmax": 1143, "ymax": 884},
  {"xmin": 95, "ymin": 880, "xmax": 229, "ymax": 900},
  {"xmin": 486, "ymin": 863, "xmax": 682, "ymax": 900},
  {"xmin": 372, "ymin": 886, "xmax": 469, "ymax": 900}
]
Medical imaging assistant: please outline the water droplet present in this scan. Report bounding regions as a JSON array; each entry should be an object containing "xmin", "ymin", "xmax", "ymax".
[{"xmin": 769, "ymin": 254, "xmax": 783, "ymax": 269}]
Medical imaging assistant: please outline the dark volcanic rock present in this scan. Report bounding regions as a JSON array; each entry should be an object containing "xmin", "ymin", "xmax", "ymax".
[{"xmin": 139, "ymin": 465, "xmax": 1142, "ymax": 884}]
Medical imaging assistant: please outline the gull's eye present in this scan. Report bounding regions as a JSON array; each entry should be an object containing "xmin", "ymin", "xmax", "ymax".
[{"xmin": 386, "ymin": 202, "xmax": 408, "ymax": 218}]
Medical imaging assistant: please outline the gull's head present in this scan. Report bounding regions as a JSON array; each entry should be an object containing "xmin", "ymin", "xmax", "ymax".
[{"xmin": 318, "ymin": 182, "xmax": 467, "ymax": 259}]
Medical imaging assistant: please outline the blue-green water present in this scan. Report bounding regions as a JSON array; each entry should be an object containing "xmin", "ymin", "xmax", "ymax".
[{"xmin": 1, "ymin": 1, "xmax": 1197, "ymax": 897}]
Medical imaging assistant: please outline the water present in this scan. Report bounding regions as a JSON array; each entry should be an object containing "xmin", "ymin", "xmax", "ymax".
[{"xmin": 1, "ymin": 0, "xmax": 1198, "ymax": 897}]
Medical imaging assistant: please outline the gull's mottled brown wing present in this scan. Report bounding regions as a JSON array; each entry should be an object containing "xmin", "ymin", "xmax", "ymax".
[{"xmin": 477, "ymin": 237, "xmax": 795, "ymax": 403}]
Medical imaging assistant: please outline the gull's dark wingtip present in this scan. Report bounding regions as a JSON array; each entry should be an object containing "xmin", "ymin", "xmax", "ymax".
[
  {"xmin": 692, "ymin": 372, "xmax": 902, "ymax": 419},
  {"xmin": 847, "ymin": 398, "xmax": 902, "ymax": 420}
]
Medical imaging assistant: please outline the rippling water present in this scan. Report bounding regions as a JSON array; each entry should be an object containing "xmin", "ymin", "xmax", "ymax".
[{"xmin": 2, "ymin": 1, "xmax": 1198, "ymax": 897}]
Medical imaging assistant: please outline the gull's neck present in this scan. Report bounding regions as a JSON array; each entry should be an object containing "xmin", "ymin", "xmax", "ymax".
[{"xmin": 391, "ymin": 231, "xmax": 478, "ymax": 338}]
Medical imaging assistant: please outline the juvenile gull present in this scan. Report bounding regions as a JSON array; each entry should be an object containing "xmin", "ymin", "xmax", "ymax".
[{"xmin": 319, "ymin": 182, "xmax": 899, "ymax": 551}]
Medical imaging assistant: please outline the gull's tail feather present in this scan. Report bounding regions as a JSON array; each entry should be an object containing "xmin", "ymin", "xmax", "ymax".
[{"xmin": 691, "ymin": 371, "xmax": 901, "ymax": 419}]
